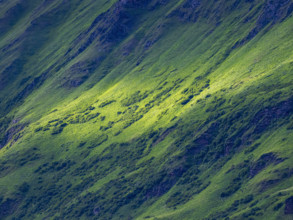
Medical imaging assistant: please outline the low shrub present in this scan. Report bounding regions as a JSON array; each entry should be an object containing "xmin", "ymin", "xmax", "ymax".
[{"xmin": 99, "ymin": 100, "xmax": 116, "ymax": 108}]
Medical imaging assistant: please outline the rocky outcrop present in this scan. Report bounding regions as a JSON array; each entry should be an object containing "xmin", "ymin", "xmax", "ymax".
[
  {"xmin": 249, "ymin": 152, "xmax": 283, "ymax": 178},
  {"xmin": 62, "ymin": 60, "xmax": 103, "ymax": 88},
  {"xmin": 235, "ymin": 0, "xmax": 293, "ymax": 47},
  {"xmin": 0, "ymin": 122, "xmax": 27, "ymax": 149},
  {"xmin": 59, "ymin": 0, "xmax": 170, "ymax": 89},
  {"xmin": 67, "ymin": 0, "xmax": 169, "ymax": 60},
  {"xmin": 168, "ymin": 0, "xmax": 202, "ymax": 22},
  {"xmin": 251, "ymin": 97, "xmax": 293, "ymax": 135}
]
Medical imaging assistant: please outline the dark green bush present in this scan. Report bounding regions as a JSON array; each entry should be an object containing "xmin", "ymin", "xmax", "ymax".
[
  {"xmin": 34, "ymin": 127, "xmax": 43, "ymax": 132},
  {"xmin": 99, "ymin": 100, "xmax": 116, "ymax": 108},
  {"xmin": 240, "ymin": 195, "xmax": 254, "ymax": 204},
  {"xmin": 181, "ymin": 95, "xmax": 194, "ymax": 105},
  {"xmin": 51, "ymin": 126, "xmax": 64, "ymax": 135},
  {"xmin": 18, "ymin": 182, "xmax": 30, "ymax": 193},
  {"xmin": 121, "ymin": 91, "xmax": 149, "ymax": 106},
  {"xmin": 273, "ymin": 202, "xmax": 283, "ymax": 211}
]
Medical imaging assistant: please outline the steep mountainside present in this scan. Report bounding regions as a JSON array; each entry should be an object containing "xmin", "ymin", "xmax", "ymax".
[{"xmin": 0, "ymin": 0, "xmax": 293, "ymax": 219}]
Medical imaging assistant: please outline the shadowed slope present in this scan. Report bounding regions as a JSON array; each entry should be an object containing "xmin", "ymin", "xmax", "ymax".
[{"xmin": 0, "ymin": 0, "xmax": 292, "ymax": 219}]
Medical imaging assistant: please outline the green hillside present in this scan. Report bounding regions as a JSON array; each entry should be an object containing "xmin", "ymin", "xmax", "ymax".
[{"xmin": 0, "ymin": 0, "xmax": 293, "ymax": 219}]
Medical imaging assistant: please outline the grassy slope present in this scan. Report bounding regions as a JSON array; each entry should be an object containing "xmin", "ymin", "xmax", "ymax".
[{"xmin": 0, "ymin": 0, "xmax": 292, "ymax": 219}]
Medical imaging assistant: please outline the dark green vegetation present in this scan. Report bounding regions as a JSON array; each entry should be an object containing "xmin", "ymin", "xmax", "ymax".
[{"xmin": 0, "ymin": 0, "xmax": 293, "ymax": 219}]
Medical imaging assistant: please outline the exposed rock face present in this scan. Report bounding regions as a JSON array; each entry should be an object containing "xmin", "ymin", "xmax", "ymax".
[
  {"xmin": 168, "ymin": 0, "xmax": 202, "ymax": 22},
  {"xmin": 235, "ymin": 0, "xmax": 293, "ymax": 47},
  {"xmin": 259, "ymin": 0, "xmax": 293, "ymax": 25},
  {"xmin": 0, "ymin": 123, "xmax": 26, "ymax": 149},
  {"xmin": 249, "ymin": 153, "xmax": 283, "ymax": 178},
  {"xmin": 62, "ymin": 60, "xmax": 103, "ymax": 88},
  {"xmin": 60, "ymin": 0, "xmax": 171, "ymax": 88},
  {"xmin": 69, "ymin": 0, "xmax": 168, "ymax": 58}
]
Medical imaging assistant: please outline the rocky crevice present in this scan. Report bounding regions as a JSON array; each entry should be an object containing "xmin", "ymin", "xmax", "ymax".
[{"xmin": 234, "ymin": 0, "xmax": 293, "ymax": 47}]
